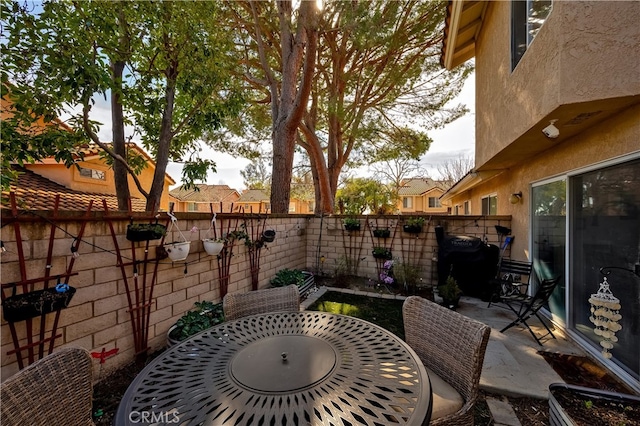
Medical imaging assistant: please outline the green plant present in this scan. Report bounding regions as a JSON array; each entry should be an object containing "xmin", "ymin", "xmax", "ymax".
[
  {"xmin": 169, "ymin": 301, "xmax": 224, "ymax": 342},
  {"xmin": 343, "ymin": 217, "xmax": 361, "ymax": 229},
  {"xmin": 372, "ymin": 228, "xmax": 391, "ymax": 238},
  {"xmin": 372, "ymin": 246, "xmax": 392, "ymax": 259},
  {"xmin": 394, "ymin": 263, "xmax": 422, "ymax": 288},
  {"xmin": 438, "ymin": 275, "xmax": 462, "ymax": 302},
  {"xmin": 404, "ymin": 216, "xmax": 426, "ymax": 227},
  {"xmin": 270, "ymin": 268, "xmax": 304, "ymax": 287}
]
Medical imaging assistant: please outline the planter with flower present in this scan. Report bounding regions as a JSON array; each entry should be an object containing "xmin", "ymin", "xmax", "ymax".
[
  {"xmin": 379, "ymin": 260, "xmax": 395, "ymax": 288},
  {"xmin": 372, "ymin": 246, "xmax": 393, "ymax": 260},
  {"xmin": 126, "ymin": 223, "xmax": 167, "ymax": 242},
  {"xmin": 403, "ymin": 217, "xmax": 425, "ymax": 234}
]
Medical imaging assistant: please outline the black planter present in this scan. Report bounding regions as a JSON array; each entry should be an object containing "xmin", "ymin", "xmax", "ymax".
[
  {"xmin": 344, "ymin": 222, "xmax": 361, "ymax": 231},
  {"xmin": 262, "ymin": 230, "xmax": 276, "ymax": 243},
  {"xmin": 2, "ymin": 287, "xmax": 76, "ymax": 322},
  {"xmin": 373, "ymin": 229, "xmax": 391, "ymax": 238},
  {"xmin": 372, "ymin": 249, "xmax": 392, "ymax": 260},
  {"xmin": 126, "ymin": 223, "xmax": 167, "ymax": 242},
  {"xmin": 403, "ymin": 224, "xmax": 422, "ymax": 234},
  {"xmin": 441, "ymin": 296, "xmax": 460, "ymax": 310},
  {"xmin": 549, "ymin": 383, "xmax": 640, "ymax": 426}
]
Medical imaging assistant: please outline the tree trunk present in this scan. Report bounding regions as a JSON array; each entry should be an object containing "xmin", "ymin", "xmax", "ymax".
[{"xmin": 111, "ymin": 59, "xmax": 131, "ymax": 211}]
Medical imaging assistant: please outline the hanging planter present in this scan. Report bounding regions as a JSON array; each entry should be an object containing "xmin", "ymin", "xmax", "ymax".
[
  {"xmin": 372, "ymin": 247, "xmax": 392, "ymax": 260},
  {"xmin": 163, "ymin": 212, "xmax": 191, "ymax": 261},
  {"xmin": 126, "ymin": 223, "xmax": 166, "ymax": 242},
  {"xmin": 164, "ymin": 241, "xmax": 191, "ymax": 262},
  {"xmin": 202, "ymin": 239, "xmax": 225, "ymax": 256},
  {"xmin": 2, "ymin": 285, "xmax": 76, "ymax": 323},
  {"xmin": 261, "ymin": 229, "xmax": 276, "ymax": 243},
  {"xmin": 343, "ymin": 218, "xmax": 361, "ymax": 231},
  {"xmin": 588, "ymin": 276, "xmax": 622, "ymax": 359},
  {"xmin": 202, "ymin": 213, "xmax": 224, "ymax": 256},
  {"xmin": 373, "ymin": 228, "xmax": 391, "ymax": 238}
]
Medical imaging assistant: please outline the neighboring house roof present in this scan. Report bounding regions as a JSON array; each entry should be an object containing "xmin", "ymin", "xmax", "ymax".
[
  {"xmin": 3, "ymin": 166, "xmax": 147, "ymax": 211},
  {"xmin": 398, "ymin": 178, "xmax": 449, "ymax": 196},
  {"xmin": 237, "ymin": 189, "xmax": 269, "ymax": 202},
  {"xmin": 169, "ymin": 184, "xmax": 239, "ymax": 203}
]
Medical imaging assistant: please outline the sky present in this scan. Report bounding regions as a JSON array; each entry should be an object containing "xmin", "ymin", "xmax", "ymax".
[{"xmin": 65, "ymin": 74, "xmax": 475, "ymax": 191}]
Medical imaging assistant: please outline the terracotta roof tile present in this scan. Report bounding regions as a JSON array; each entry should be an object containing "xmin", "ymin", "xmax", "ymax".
[
  {"xmin": 2, "ymin": 166, "xmax": 147, "ymax": 211},
  {"xmin": 169, "ymin": 184, "xmax": 238, "ymax": 202},
  {"xmin": 237, "ymin": 189, "xmax": 269, "ymax": 202}
]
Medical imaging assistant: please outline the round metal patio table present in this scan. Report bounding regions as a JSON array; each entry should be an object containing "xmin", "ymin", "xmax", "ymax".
[{"xmin": 115, "ymin": 311, "xmax": 432, "ymax": 425}]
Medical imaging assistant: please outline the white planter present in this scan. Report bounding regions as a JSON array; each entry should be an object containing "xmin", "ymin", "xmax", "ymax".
[
  {"xmin": 202, "ymin": 239, "xmax": 224, "ymax": 256},
  {"xmin": 164, "ymin": 241, "xmax": 191, "ymax": 261}
]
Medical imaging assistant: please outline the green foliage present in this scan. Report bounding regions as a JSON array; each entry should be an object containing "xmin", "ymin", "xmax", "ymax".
[
  {"xmin": 270, "ymin": 269, "xmax": 304, "ymax": 288},
  {"xmin": 2, "ymin": 1, "xmax": 245, "ymax": 206},
  {"xmin": 336, "ymin": 178, "xmax": 394, "ymax": 215},
  {"xmin": 405, "ymin": 216, "xmax": 426, "ymax": 227},
  {"xmin": 372, "ymin": 247, "xmax": 392, "ymax": 259},
  {"xmin": 438, "ymin": 276, "xmax": 462, "ymax": 302},
  {"xmin": 170, "ymin": 301, "xmax": 224, "ymax": 342}
]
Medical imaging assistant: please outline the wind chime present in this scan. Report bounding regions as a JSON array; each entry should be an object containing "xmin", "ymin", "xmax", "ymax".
[{"xmin": 588, "ymin": 276, "xmax": 622, "ymax": 359}]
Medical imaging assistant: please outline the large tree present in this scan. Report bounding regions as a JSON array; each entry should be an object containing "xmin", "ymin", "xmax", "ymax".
[
  {"xmin": 2, "ymin": 1, "xmax": 244, "ymax": 211},
  {"xmin": 229, "ymin": 0, "xmax": 471, "ymax": 214},
  {"xmin": 229, "ymin": 0, "xmax": 319, "ymax": 213}
]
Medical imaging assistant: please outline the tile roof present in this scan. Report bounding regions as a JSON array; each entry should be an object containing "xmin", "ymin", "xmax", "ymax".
[
  {"xmin": 169, "ymin": 184, "xmax": 239, "ymax": 203},
  {"xmin": 2, "ymin": 166, "xmax": 147, "ymax": 212},
  {"xmin": 237, "ymin": 189, "xmax": 269, "ymax": 202},
  {"xmin": 398, "ymin": 178, "xmax": 451, "ymax": 196}
]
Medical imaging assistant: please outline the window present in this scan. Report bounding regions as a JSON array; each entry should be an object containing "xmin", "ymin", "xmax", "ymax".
[
  {"xmin": 289, "ymin": 203, "xmax": 296, "ymax": 212},
  {"xmin": 512, "ymin": 0, "xmax": 552, "ymax": 70},
  {"xmin": 464, "ymin": 201, "xmax": 470, "ymax": 215},
  {"xmin": 78, "ymin": 166, "xmax": 105, "ymax": 181},
  {"xmin": 454, "ymin": 205, "xmax": 460, "ymax": 215},
  {"xmin": 187, "ymin": 203, "xmax": 197, "ymax": 212},
  {"xmin": 402, "ymin": 197, "xmax": 413, "ymax": 209},
  {"xmin": 481, "ymin": 195, "xmax": 497, "ymax": 215},
  {"xmin": 428, "ymin": 197, "xmax": 441, "ymax": 208}
]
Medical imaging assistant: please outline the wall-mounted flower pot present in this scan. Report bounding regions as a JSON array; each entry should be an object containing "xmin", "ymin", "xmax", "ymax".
[
  {"xmin": 372, "ymin": 248, "xmax": 392, "ymax": 260},
  {"xmin": 373, "ymin": 229, "xmax": 391, "ymax": 238},
  {"xmin": 2, "ymin": 287, "xmax": 76, "ymax": 322},
  {"xmin": 403, "ymin": 224, "xmax": 422, "ymax": 234},
  {"xmin": 549, "ymin": 383, "xmax": 640, "ymax": 426},
  {"xmin": 344, "ymin": 222, "xmax": 361, "ymax": 231},
  {"xmin": 262, "ymin": 230, "xmax": 276, "ymax": 243},
  {"xmin": 126, "ymin": 223, "xmax": 166, "ymax": 242},
  {"xmin": 202, "ymin": 239, "xmax": 224, "ymax": 256},
  {"xmin": 164, "ymin": 241, "xmax": 191, "ymax": 261}
]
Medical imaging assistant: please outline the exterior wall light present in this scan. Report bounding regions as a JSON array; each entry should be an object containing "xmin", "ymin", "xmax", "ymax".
[{"xmin": 509, "ymin": 192, "xmax": 523, "ymax": 204}]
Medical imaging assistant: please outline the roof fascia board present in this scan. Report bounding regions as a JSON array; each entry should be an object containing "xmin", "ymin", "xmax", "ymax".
[{"xmin": 444, "ymin": 0, "xmax": 465, "ymax": 70}]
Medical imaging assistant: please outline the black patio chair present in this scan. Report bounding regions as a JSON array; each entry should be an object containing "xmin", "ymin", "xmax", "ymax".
[
  {"xmin": 499, "ymin": 276, "xmax": 561, "ymax": 345},
  {"xmin": 487, "ymin": 258, "xmax": 533, "ymax": 307}
]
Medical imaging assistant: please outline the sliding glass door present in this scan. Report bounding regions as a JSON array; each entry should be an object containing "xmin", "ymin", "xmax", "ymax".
[
  {"xmin": 531, "ymin": 179, "xmax": 566, "ymax": 323},
  {"xmin": 570, "ymin": 158, "xmax": 640, "ymax": 381}
]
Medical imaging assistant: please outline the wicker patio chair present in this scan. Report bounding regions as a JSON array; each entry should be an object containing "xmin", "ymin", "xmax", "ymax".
[
  {"xmin": 403, "ymin": 296, "xmax": 490, "ymax": 426},
  {"xmin": 1, "ymin": 347, "xmax": 94, "ymax": 426},
  {"xmin": 223, "ymin": 285, "xmax": 300, "ymax": 321}
]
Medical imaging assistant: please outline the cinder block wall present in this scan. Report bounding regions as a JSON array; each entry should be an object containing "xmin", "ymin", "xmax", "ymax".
[{"xmin": 1, "ymin": 211, "xmax": 510, "ymax": 380}]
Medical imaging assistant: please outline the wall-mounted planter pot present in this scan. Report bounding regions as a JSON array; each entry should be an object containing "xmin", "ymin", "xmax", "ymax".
[
  {"xmin": 261, "ymin": 230, "xmax": 276, "ymax": 243},
  {"xmin": 2, "ymin": 287, "xmax": 76, "ymax": 322},
  {"xmin": 549, "ymin": 383, "xmax": 640, "ymax": 426},
  {"xmin": 202, "ymin": 239, "xmax": 224, "ymax": 256},
  {"xmin": 164, "ymin": 241, "xmax": 191, "ymax": 261},
  {"xmin": 403, "ymin": 224, "xmax": 422, "ymax": 234},
  {"xmin": 126, "ymin": 223, "xmax": 167, "ymax": 242},
  {"xmin": 373, "ymin": 229, "xmax": 391, "ymax": 238},
  {"xmin": 344, "ymin": 222, "xmax": 361, "ymax": 231},
  {"xmin": 372, "ymin": 248, "xmax": 393, "ymax": 260}
]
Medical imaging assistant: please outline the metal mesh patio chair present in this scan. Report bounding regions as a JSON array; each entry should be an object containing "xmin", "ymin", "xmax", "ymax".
[
  {"xmin": 1, "ymin": 347, "xmax": 94, "ymax": 426},
  {"xmin": 223, "ymin": 285, "xmax": 300, "ymax": 321},
  {"xmin": 403, "ymin": 296, "xmax": 490, "ymax": 426},
  {"xmin": 487, "ymin": 258, "xmax": 533, "ymax": 307},
  {"xmin": 500, "ymin": 276, "xmax": 561, "ymax": 345}
]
